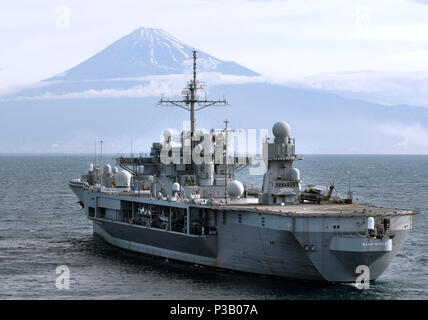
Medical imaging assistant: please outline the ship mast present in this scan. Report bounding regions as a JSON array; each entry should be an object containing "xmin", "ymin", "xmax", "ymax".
[{"xmin": 159, "ymin": 50, "xmax": 228, "ymax": 137}]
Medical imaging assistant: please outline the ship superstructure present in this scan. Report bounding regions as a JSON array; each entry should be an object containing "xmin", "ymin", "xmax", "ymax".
[{"xmin": 69, "ymin": 51, "xmax": 419, "ymax": 283}]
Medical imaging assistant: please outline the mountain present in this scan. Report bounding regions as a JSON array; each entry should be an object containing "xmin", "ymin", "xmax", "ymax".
[
  {"xmin": 48, "ymin": 27, "xmax": 259, "ymax": 81},
  {"xmin": 1, "ymin": 27, "xmax": 428, "ymax": 154},
  {"xmin": 2, "ymin": 27, "xmax": 259, "ymax": 99}
]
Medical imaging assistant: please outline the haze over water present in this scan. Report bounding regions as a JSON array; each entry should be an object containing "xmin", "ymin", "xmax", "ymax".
[{"xmin": 0, "ymin": 154, "xmax": 426, "ymax": 299}]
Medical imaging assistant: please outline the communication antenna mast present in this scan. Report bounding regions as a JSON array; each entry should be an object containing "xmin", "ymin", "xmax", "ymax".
[
  {"xmin": 347, "ymin": 170, "xmax": 353, "ymax": 203},
  {"xmin": 100, "ymin": 140, "xmax": 103, "ymax": 165},
  {"xmin": 224, "ymin": 120, "xmax": 229, "ymax": 202},
  {"xmin": 94, "ymin": 140, "xmax": 97, "ymax": 167},
  {"xmin": 348, "ymin": 171, "xmax": 352, "ymax": 192},
  {"xmin": 159, "ymin": 50, "xmax": 228, "ymax": 137}
]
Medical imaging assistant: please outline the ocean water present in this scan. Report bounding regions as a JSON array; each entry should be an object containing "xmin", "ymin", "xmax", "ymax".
[{"xmin": 0, "ymin": 154, "xmax": 426, "ymax": 300}]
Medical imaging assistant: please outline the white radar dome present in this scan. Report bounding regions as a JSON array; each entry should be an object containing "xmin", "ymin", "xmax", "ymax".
[
  {"xmin": 112, "ymin": 167, "xmax": 118, "ymax": 174},
  {"xmin": 104, "ymin": 164, "xmax": 112, "ymax": 175},
  {"xmin": 290, "ymin": 168, "xmax": 300, "ymax": 181},
  {"xmin": 172, "ymin": 182, "xmax": 181, "ymax": 193},
  {"xmin": 88, "ymin": 163, "xmax": 94, "ymax": 172},
  {"xmin": 115, "ymin": 170, "xmax": 132, "ymax": 187},
  {"xmin": 272, "ymin": 121, "xmax": 291, "ymax": 138},
  {"xmin": 227, "ymin": 180, "xmax": 244, "ymax": 199}
]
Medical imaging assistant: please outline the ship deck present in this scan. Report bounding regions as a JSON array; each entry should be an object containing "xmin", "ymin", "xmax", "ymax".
[
  {"xmin": 83, "ymin": 185, "xmax": 418, "ymax": 218},
  {"xmin": 210, "ymin": 200, "xmax": 418, "ymax": 217}
]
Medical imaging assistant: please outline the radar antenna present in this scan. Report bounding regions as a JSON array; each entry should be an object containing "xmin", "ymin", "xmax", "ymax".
[{"xmin": 159, "ymin": 50, "xmax": 228, "ymax": 136}]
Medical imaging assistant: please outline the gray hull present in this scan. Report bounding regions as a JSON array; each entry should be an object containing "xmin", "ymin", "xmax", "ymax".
[
  {"xmin": 92, "ymin": 219, "xmax": 325, "ymax": 280},
  {"xmin": 92, "ymin": 220, "xmax": 409, "ymax": 282}
]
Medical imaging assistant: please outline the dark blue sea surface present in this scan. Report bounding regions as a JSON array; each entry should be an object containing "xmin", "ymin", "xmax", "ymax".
[{"xmin": 0, "ymin": 154, "xmax": 426, "ymax": 299}]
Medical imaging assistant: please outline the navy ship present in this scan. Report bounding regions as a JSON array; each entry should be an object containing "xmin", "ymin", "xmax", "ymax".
[{"xmin": 69, "ymin": 51, "xmax": 419, "ymax": 283}]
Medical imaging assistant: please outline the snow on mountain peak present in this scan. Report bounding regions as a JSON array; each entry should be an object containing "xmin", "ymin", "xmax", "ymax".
[{"xmin": 48, "ymin": 27, "xmax": 259, "ymax": 81}]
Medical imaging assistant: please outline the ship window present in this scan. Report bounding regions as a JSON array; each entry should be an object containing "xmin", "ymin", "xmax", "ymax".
[
  {"xmin": 97, "ymin": 207, "xmax": 106, "ymax": 219},
  {"xmin": 238, "ymin": 214, "xmax": 242, "ymax": 223}
]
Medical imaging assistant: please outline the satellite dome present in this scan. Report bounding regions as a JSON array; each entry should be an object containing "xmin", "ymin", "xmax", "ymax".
[
  {"xmin": 115, "ymin": 170, "xmax": 132, "ymax": 187},
  {"xmin": 272, "ymin": 121, "xmax": 291, "ymax": 138},
  {"xmin": 172, "ymin": 182, "xmax": 180, "ymax": 193},
  {"xmin": 227, "ymin": 180, "xmax": 244, "ymax": 199},
  {"xmin": 290, "ymin": 168, "xmax": 300, "ymax": 181},
  {"xmin": 104, "ymin": 164, "xmax": 112, "ymax": 175}
]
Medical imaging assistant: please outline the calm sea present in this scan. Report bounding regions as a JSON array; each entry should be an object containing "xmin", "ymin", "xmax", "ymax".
[{"xmin": 0, "ymin": 154, "xmax": 426, "ymax": 300}]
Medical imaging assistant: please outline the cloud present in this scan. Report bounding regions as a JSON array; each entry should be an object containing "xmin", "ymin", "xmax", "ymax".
[
  {"xmin": 0, "ymin": 73, "xmax": 264, "ymax": 101},
  {"xmin": 0, "ymin": 82, "xmax": 50, "ymax": 97},
  {"xmin": 376, "ymin": 123, "xmax": 428, "ymax": 153},
  {"xmin": 286, "ymin": 70, "xmax": 428, "ymax": 107},
  {"xmin": 350, "ymin": 23, "xmax": 428, "ymax": 42}
]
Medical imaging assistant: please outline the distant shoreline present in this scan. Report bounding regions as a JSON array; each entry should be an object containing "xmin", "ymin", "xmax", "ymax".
[{"xmin": 1, "ymin": 153, "xmax": 427, "ymax": 156}]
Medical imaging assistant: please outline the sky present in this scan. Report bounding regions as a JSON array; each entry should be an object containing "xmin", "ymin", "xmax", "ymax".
[{"xmin": 2, "ymin": 0, "xmax": 428, "ymax": 89}]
